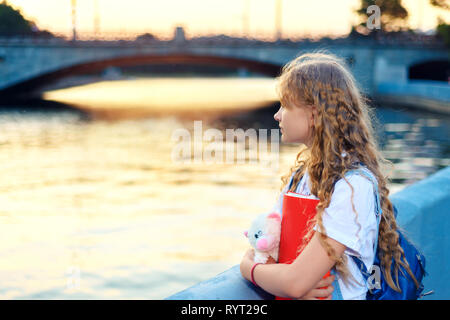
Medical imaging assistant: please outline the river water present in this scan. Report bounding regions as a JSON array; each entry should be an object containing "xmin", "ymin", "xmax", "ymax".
[{"xmin": 0, "ymin": 77, "xmax": 448, "ymax": 299}]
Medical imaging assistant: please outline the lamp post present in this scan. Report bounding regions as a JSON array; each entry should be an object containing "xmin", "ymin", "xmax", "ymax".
[
  {"xmin": 275, "ymin": 0, "xmax": 282, "ymax": 41},
  {"xmin": 71, "ymin": 0, "xmax": 77, "ymax": 41}
]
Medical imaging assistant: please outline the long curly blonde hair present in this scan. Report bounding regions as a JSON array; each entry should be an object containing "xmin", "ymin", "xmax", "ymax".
[{"xmin": 276, "ymin": 50, "xmax": 419, "ymax": 291}]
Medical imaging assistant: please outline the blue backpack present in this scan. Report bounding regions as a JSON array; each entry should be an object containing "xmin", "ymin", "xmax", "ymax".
[{"xmin": 348, "ymin": 168, "xmax": 432, "ymax": 300}]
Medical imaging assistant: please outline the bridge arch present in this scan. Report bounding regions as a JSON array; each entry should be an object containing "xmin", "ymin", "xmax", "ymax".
[
  {"xmin": 408, "ymin": 59, "xmax": 450, "ymax": 82},
  {"xmin": 1, "ymin": 53, "xmax": 282, "ymax": 95}
]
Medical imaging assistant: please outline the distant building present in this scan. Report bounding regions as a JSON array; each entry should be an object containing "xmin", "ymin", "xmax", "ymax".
[{"xmin": 174, "ymin": 26, "xmax": 186, "ymax": 44}]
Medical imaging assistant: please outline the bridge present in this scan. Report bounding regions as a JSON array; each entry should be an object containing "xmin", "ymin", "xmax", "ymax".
[{"xmin": 0, "ymin": 37, "xmax": 448, "ymax": 112}]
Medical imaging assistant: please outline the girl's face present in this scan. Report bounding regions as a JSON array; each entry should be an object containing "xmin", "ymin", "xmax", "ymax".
[{"xmin": 273, "ymin": 100, "xmax": 316, "ymax": 147}]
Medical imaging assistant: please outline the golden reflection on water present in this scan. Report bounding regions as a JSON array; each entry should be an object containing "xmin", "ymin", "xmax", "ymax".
[
  {"xmin": 0, "ymin": 77, "xmax": 293, "ymax": 299},
  {"xmin": 43, "ymin": 77, "xmax": 278, "ymax": 121}
]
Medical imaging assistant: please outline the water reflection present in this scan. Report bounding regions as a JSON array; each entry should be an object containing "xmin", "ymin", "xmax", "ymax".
[
  {"xmin": 374, "ymin": 107, "xmax": 450, "ymax": 192},
  {"xmin": 0, "ymin": 77, "xmax": 448, "ymax": 299},
  {"xmin": 43, "ymin": 77, "xmax": 277, "ymax": 121}
]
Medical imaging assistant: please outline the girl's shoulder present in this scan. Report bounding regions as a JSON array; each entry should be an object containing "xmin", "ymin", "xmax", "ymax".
[
  {"xmin": 337, "ymin": 166, "xmax": 377, "ymax": 190},
  {"xmin": 289, "ymin": 164, "xmax": 378, "ymax": 199},
  {"xmin": 342, "ymin": 166, "xmax": 378, "ymax": 190},
  {"xmin": 333, "ymin": 173, "xmax": 375, "ymax": 199},
  {"xmin": 330, "ymin": 168, "xmax": 378, "ymax": 214}
]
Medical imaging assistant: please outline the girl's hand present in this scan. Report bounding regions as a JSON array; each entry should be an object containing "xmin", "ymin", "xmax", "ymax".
[
  {"xmin": 265, "ymin": 256, "xmax": 276, "ymax": 264},
  {"xmin": 295, "ymin": 274, "xmax": 335, "ymax": 300},
  {"xmin": 240, "ymin": 248, "xmax": 256, "ymax": 281}
]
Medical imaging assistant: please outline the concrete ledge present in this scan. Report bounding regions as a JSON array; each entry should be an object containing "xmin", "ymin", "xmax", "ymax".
[
  {"xmin": 165, "ymin": 265, "xmax": 274, "ymax": 300},
  {"xmin": 166, "ymin": 167, "xmax": 450, "ymax": 300}
]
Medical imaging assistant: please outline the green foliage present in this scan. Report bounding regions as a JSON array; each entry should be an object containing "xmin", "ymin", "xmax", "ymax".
[
  {"xmin": 0, "ymin": 1, "xmax": 34, "ymax": 36},
  {"xmin": 430, "ymin": 0, "xmax": 450, "ymax": 48},
  {"xmin": 436, "ymin": 18, "xmax": 450, "ymax": 48}
]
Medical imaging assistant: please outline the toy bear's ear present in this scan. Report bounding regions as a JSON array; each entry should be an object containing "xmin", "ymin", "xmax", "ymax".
[
  {"xmin": 244, "ymin": 230, "xmax": 248, "ymax": 238},
  {"xmin": 267, "ymin": 212, "xmax": 281, "ymax": 221}
]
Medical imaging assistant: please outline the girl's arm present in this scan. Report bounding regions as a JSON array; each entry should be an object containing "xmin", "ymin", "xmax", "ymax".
[{"xmin": 240, "ymin": 232, "xmax": 346, "ymax": 299}]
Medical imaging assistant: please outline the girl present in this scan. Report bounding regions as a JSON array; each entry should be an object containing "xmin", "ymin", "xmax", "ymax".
[{"xmin": 240, "ymin": 51, "xmax": 419, "ymax": 300}]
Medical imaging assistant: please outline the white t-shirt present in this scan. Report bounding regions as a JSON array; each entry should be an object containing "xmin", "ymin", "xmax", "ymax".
[{"xmin": 272, "ymin": 169, "xmax": 379, "ymax": 300}]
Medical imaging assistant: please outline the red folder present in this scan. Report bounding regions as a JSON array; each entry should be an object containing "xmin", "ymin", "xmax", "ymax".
[{"xmin": 276, "ymin": 191, "xmax": 331, "ymax": 300}]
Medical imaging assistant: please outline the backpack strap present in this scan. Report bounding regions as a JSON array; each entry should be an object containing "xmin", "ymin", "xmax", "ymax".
[
  {"xmin": 287, "ymin": 167, "xmax": 303, "ymax": 191},
  {"xmin": 344, "ymin": 166, "xmax": 383, "ymax": 281}
]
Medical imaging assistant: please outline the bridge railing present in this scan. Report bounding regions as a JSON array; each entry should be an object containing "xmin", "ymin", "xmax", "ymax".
[{"xmin": 0, "ymin": 34, "xmax": 446, "ymax": 48}]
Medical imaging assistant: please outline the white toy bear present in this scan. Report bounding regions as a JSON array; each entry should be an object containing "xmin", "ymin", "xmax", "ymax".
[{"xmin": 244, "ymin": 211, "xmax": 282, "ymax": 263}]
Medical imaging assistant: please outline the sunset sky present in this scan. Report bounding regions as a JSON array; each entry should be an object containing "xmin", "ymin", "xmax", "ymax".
[{"xmin": 6, "ymin": 0, "xmax": 450, "ymax": 39}]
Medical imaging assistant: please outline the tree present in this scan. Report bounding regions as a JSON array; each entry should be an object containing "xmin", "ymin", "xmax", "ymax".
[
  {"xmin": 0, "ymin": 1, "xmax": 33, "ymax": 35},
  {"xmin": 135, "ymin": 33, "xmax": 158, "ymax": 42},
  {"xmin": 430, "ymin": 0, "xmax": 450, "ymax": 48},
  {"xmin": 354, "ymin": 0, "xmax": 409, "ymax": 34},
  {"xmin": 0, "ymin": 1, "xmax": 53, "ymax": 37},
  {"xmin": 430, "ymin": 0, "xmax": 449, "ymax": 10},
  {"xmin": 436, "ymin": 18, "xmax": 450, "ymax": 48}
]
